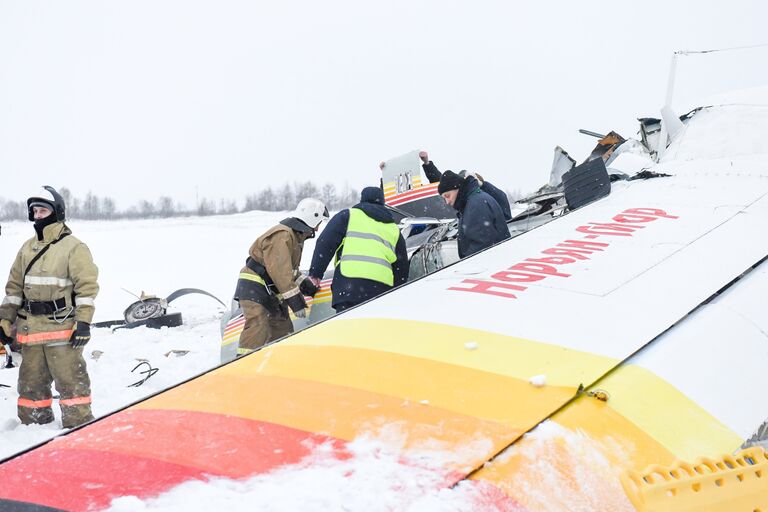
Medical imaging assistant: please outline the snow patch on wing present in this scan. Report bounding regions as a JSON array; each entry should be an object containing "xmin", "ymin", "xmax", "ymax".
[
  {"xmin": 487, "ymin": 421, "xmax": 634, "ymax": 512},
  {"xmin": 108, "ymin": 433, "xmax": 512, "ymax": 512}
]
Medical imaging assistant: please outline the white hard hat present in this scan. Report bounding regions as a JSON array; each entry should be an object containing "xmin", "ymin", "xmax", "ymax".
[{"xmin": 293, "ymin": 198, "xmax": 329, "ymax": 229}]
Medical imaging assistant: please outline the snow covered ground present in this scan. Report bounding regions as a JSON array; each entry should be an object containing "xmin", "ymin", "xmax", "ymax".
[{"xmin": 0, "ymin": 210, "xmax": 309, "ymax": 460}]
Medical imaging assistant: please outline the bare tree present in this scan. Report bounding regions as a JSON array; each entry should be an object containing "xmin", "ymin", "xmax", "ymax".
[
  {"xmin": 0, "ymin": 200, "xmax": 26, "ymax": 221},
  {"xmin": 293, "ymin": 181, "xmax": 319, "ymax": 202},
  {"xmin": 337, "ymin": 184, "xmax": 359, "ymax": 209},
  {"xmin": 243, "ymin": 194, "xmax": 259, "ymax": 212},
  {"xmin": 276, "ymin": 184, "xmax": 294, "ymax": 211},
  {"xmin": 102, "ymin": 197, "xmax": 117, "ymax": 219},
  {"xmin": 82, "ymin": 192, "xmax": 100, "ymax": 219},
  {"xmin": 197, "ymin": 198, "xmax": 215, "ymax": 216},
  {"xmin": 157, "ymin": 196, "xmax": 175, "ymax": 218},
  {"xmin": 59, "ymin": 187, "xmax": 73, "ymax": 207},
  {"xmin": 244, "ymin": 191, "xmax": 275, "ymax": 212},
  {"xmin": 139, "ymin": 200, "xmax": 156, "ymax": 218},
  {"xmin": 321, "ymin": 183, "xmax": 337, "ymax": 209},
  {"xmin": 218, "ymin": 198, "xmax": 238, "ymax": 215},
  {"xmin": 68, "ymin": 197, "xmax": 82, "ymax": 218},
  {"xmin": 257, "ymin": 188, "xmax": 277, "ymax": 211}
]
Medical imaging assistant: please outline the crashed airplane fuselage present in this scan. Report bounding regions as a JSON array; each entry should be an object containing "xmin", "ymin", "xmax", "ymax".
[{"xmin": 220, "ymin": 136, "xmax": 636, "ymax": 361}]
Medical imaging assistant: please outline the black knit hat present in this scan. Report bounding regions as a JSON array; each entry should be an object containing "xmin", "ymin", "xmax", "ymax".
[
  {"xmin": 437, "ymin": 170, "xmax": 464, "ymax": 195},
  {"xmin": 360, "ymin": 186, "xmax": 385, "ymax": 205}
]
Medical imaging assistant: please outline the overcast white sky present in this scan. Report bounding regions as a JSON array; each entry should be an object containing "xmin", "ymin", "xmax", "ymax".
[{"xmin": 1, "ymin": 1, "xmax": 767, "ymax": 210}]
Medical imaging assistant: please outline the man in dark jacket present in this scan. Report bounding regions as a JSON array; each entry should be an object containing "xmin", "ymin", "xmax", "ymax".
[
  {"xmin": 419, "ymin": 150, "xmax": 512, "ymax": 221},
  {"xmin": 308, "ymin": 187, "xmax": 409, "ymax": 312},
  {"xmin": 438, "ymin": 171, "xmax": 511, "ymax": 258}
]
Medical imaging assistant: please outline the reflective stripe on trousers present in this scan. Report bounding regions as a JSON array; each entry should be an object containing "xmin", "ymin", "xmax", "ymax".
[
  {"xmin": 18, "ymin": 397, "xmax": 53, "ymax": 408},
  {"xmin": 60, "ymin": 396, "xmax": 92, "ymax": 406}
]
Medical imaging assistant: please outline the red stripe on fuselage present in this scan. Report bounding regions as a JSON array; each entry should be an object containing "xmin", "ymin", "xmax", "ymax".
[
  {"xmin": 388, "ymin": 189, "xmax": 439, "ymax": 206},
  {"xmin": 0, "ymin": 449, "xmax": 204, "ymax": 511},
  {"xmin": 0, "ymin": 409, "xmax": 348, "ymax": 510}
]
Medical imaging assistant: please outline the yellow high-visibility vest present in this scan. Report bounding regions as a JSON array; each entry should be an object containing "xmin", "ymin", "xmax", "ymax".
[{"xmin": 336, "ymin": 208, "xmax": 400, "ymax": 286}]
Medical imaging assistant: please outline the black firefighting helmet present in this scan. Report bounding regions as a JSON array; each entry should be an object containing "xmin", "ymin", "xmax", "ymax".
[{"xmin": 27, "ymin": 186, "xmax": 66, "ymax": 222}]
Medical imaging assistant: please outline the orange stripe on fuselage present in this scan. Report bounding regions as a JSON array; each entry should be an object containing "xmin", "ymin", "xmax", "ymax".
[
  {"xmin": 233, "ymin": 344, "xmax": 575, "ymax": 425},
  {"xmin": 136, "ymin": 372, "xmax": 521, "ymax": 469}
]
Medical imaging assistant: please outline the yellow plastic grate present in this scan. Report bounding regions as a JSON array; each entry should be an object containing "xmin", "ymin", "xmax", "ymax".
[{"xmin": 621, "ymin": 446, "xmax": 768, "ymax": 511}]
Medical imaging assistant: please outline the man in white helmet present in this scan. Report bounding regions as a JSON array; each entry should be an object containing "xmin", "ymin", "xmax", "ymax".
[
  {"xmin": 0, "ymin": 186, "xmax": 99, "ymax": 428},
  {"xmin": 233, "ymin": 198, "xmax": 329, "ymax": 355}
]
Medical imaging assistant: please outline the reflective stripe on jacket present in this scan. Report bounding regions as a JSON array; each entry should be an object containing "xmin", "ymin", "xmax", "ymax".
[
  {"xmin": 235, "ymin": 224, "xmax": 304, "ymax": 308},
  {"xmin": 336, "ymin": 208, "xmax": 400, "ymax": 286}
]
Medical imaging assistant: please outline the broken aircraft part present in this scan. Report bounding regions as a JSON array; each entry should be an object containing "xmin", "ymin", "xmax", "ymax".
[
  {"xmin": 219, "ymin": 116, "xmax": 698, "ymax": 362},
  {"xmin": 93, "ymin": 288, "xmax": 225, "ymax": 331},
  {"xmin": 562, "ymin": 157, "xmax": 611, "ymax": 210}
]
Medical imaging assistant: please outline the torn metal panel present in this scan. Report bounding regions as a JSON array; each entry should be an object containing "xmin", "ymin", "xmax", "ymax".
[
  {"xmin": 562, "ymin": 157, "xmax": 611, "ymax": 210},
  {"xmin": 639, "ymin": 117, "xmax": 662, "ymax": 157},
  {"xmin": 549, "ymin": 146, "xmax": 576, "ymax": 188},
  {"xmin": 583, "ymin": 130, "xmax": 626, "ymax": 164}
]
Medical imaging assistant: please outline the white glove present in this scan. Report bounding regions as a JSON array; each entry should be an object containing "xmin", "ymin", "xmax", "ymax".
[{"xmin": 294, "ymin": 308, "xmax": 307, "ymax": 319}]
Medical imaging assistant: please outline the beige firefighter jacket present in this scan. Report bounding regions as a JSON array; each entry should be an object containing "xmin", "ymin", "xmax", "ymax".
[
  {"xmin": 240, "ymin": 224, "xmax": 306, "ymax": 301},
  {"xmin": 0, "ymin": 222, "xmax": 99, "ymax": 346}
]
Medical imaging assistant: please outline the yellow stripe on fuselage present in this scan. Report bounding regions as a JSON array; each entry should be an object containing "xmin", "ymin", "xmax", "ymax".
[
  {"xmin": 216, "ymin": 343, "xmax": 576, "ymax": 426},
  {"xmin": 581, "ymin": 364, "xmax": 743, "ymax": 461},
  {"xmin": 470, "ymin": 365, "xmax": 745, "ymax": 510},
  {"xmin": 284, "ymin": 318, "xmax": 617, "ymax": 387}
]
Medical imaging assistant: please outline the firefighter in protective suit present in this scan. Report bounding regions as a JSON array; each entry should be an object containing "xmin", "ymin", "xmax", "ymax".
[
  {"xmin": 234, "ymin": 198, "xmax": 329, "ymax": 355},
  {"xmin": 0, "ymin": 186, "xmax": 99, "ymax": 428}
]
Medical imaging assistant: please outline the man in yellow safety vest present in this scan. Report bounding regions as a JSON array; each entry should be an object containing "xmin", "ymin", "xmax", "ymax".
[{"xmin": 307, "ymin": 187, "xmax": 409, "ymax": 312}]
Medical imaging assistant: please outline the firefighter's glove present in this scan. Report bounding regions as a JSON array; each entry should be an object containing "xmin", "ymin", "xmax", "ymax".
[
  {"xmin": 285, "ymin": 294, "xmax": 307, "ymax": 319},
  {"xmin": 0, "ymin": 319, "xmax": 12, "ymax": 345},
  {"xmin": 299, "ymin": 276, "xmax": 319, "ymax": 298},
  {"xmin": 70, "ymin": 322, "xmax": 91, "ymax": 348}
]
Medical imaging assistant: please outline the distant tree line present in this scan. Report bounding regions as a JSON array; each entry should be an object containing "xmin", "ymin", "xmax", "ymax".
[
  {"xmin": 0, "ymin": 183, "xmax": 527, "ymax": 222},
  {"xmin": 0, "ymin": 182, "xmax": 361, "ymax": 221}
]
